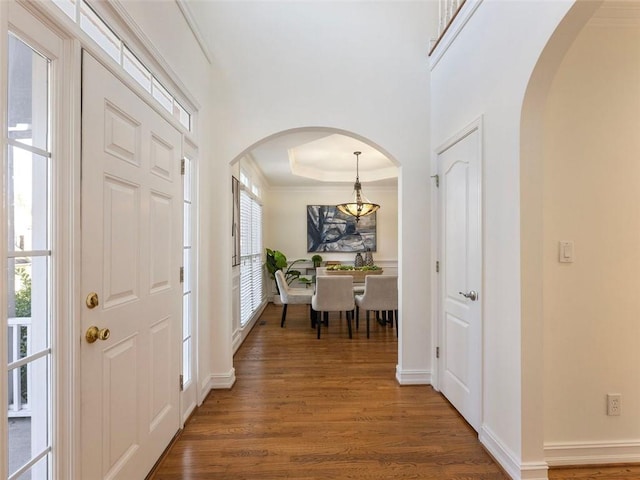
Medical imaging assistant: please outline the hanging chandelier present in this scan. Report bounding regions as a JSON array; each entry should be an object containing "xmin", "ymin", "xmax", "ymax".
[{"xmin": 336, "ymin": 151, "xmax": 380, "ymax": 223}]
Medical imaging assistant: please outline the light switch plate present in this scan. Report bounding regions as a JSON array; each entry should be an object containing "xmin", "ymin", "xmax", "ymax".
[{"xmin": 559, "ymin": 241, "xmax": 574, "ymax": 263}]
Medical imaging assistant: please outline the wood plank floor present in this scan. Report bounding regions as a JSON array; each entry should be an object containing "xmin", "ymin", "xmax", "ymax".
[{"xmin": 150, "ymin": 303, "xmax": 640, "ymax": 480}]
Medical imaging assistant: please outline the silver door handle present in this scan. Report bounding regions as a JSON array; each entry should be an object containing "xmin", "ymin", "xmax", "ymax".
[{"xmin": 459, "ymin": 290, "xmax": 478, "ymax": 301}]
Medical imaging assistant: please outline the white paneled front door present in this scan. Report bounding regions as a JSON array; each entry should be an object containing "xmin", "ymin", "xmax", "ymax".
[
  {"xmin": 437, "ymin": 121, "xmax": 482, "ymax": 431},
  {"xmin": 80, "ymin": 52, "xmax": 182, "ymax": 479}
]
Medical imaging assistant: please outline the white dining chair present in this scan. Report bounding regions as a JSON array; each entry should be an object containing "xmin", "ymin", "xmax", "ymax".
[
  {"xmin": 354, "ymin": 275, "xmax": 398, "ymax": 338},
  {"xmin": 275, "ymin": 270, "xmax": 313, "ymax": 328},
  {"xmin": 311, "ymin": 275, "xmax": 355, "ymax": 339}
]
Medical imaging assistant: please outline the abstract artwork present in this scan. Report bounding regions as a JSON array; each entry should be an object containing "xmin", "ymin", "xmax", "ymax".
[{"xmin": 307, "ymin": 205, "xmax": 377, "ymax": 252}]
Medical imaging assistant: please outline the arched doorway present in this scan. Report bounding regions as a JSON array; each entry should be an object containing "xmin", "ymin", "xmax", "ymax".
[
  {"xmin": 229, "ymin": 127, "xmax": 401, "ymax": 361},
  {"xmin": 522, "ymin": 0, "xmax": 640, "ymax": 468}
]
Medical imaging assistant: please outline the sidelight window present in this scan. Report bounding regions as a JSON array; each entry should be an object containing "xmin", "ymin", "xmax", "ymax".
[{"xmin": 5, "ymin": 33, "xmax": 53, "ymax": 480}]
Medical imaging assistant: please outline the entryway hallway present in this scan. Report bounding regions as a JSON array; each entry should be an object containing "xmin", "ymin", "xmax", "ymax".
[
  {"xmin": 148, "ymin": 302, "xmax": 640, "ymax": 479},
  {"xmin": 149, "ymin": 303, "xmax": 506, "ymax": 479}
]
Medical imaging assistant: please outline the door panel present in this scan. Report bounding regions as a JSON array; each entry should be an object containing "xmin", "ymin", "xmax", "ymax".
[
  {"xmin": 81, "ymin": 51, "xmax": 182, "ymax": 480},
  {"xmin": 438, "ymin": 124, "xmax": 482, "ymax": 431}
]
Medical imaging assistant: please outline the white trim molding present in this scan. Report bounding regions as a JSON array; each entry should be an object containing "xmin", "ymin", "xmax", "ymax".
[
  {"xmin": 175, "ymin": 0, "xmax": 214, "ymax": 65},
  {"xmin": 395, "ymin": 366, "xmax": 432, "ymax": 385},
  {"xmin": 429, "ymin": 0, "xmax": 484, "ymax": 70},
  {"xmin": 201, "ymin": 368, "xmax": 237, "ymax": 396},
  {"xmin": 480, "ymin": 426, "xmax": 549, "ymax": 480},
  {"xmin": 545, "ymin": 440, "xmax": 640, "ymax": 467}
]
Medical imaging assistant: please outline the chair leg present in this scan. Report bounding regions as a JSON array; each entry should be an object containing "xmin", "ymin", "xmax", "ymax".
[
  {"xmin": 317, "ymin": 311, "xmax": 322, "ymax": 339},
  {"xmin": 366, "ymin": 310, "xmax": 370, "ymax": 339},
  {"xmin": 280, "ymin": 303, "xmax": 288, "ymax": 328},
  {"xmin": 395, "ymin": 309, "xmax": 399, "ymax": 337},
  {"xmin": 347, "ymin": 311, "xmax": 352, "ymax": 339},
  {"xmin": 355, "ymin": 306, "xmax": 360, "ymax": 330},
  {"xmin": 311, "ymin": 308, "xmax": 317, "ymax": 328}
]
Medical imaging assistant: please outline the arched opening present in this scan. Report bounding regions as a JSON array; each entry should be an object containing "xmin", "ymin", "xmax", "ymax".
[
  {"xmin": 229, "ymin": 126, "xmax": 401, "ymax": 366},
  {"xmin": 522, "ymin": 0, "xmax": 640, "ymax": 467}
]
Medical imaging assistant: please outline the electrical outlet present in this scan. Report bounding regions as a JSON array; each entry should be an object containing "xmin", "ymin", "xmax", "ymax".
[{"xmin": 607, "ymin": 393, "xmax": 621, "ymax": 416}]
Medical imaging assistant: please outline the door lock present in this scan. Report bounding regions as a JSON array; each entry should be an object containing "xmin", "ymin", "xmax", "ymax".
[
  {"xmin": 86, "ymin": 292, "xmax": 99, "ymax": 309},
  {"xmin": 459, "ymin": 290, "xmax": 478, "ymax": 301},
  {"xmin": 85, "ymin": 326, "xmax": 110, "ymax": 343}
]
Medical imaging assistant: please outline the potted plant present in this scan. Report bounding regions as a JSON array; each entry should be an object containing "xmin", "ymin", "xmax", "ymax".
[
  {"xmin": 311, "ymin": 254, "xmax": 323, "ymax": 268},
  {"xmin": 265, "ymin": 248, "xmax": 307, "ymax": 293}
]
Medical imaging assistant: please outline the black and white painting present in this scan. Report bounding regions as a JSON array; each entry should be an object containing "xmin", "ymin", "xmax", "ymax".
[{"xmin": 307, "ymin": 205, "xmax": 377, "ymax": 252}]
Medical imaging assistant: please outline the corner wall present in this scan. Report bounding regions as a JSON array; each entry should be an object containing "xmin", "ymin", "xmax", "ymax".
[
  {"xmin": 431, "ymin": 1, "xmax": 579, "ymax": 478},
  {"xmin": 542, "ymin": 19, "xmax": 640, "ymax": 465}
]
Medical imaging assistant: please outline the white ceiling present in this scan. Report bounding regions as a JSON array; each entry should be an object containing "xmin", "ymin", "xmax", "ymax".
[{"xmin": 249, "ymin": 131, "xmax": 397, "ymax": 187}]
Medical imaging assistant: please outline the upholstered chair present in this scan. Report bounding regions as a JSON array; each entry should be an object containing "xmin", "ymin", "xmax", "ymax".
[
  {"xmin": 275, "ymin": 270, "xmax": 313, "ymax": 328},
  {"xmin": 311, "ymin": 275, "xmax": 355, "ymax": 339},
  {"xmin": 354, "ymin": 275, "xmax": 398, "ymax": 338}
]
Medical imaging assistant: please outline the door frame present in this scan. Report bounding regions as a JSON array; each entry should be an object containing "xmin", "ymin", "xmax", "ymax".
[{"xmin": 431, "ymin": 117, "xmax": 484, "ymax": 417}]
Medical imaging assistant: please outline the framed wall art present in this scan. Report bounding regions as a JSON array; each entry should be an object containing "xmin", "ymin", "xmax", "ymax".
[{"xmin": 307, "ymin": 205, "xmax": 376, "ymax": 253}]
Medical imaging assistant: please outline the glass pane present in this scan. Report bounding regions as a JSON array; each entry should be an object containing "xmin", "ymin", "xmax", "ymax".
[
  {"xmin": 183, "ymin": 248, "xmax": 191, "ymax": 294},
  {"xmin": 8, "ymin": 355, "xmax": 50, "ymax": 479},
  {"xmin": 175, "ymin": 101, "xmax": 191, "ymax": 131},
  {"xmin": 182, "ymin": 337, "xmax": 191, "ymax": 385},
  {"xmin": 51, "ymin": 0, "xmax": 76, "ymax": 21},
  {"xmin": 183, "ymin": 158, "xmax": 191, "ymax": 202},
  {"xmin": 123, "ymin": 46, "xmax": 151, "ymax": 92},
  {"xmin": 152, "ymin": 78, "xmax": 172, "ymax": 113},
  {"xmin": 182, "ymin": 292, "xmax": 191, "ymax": 340},
  {"xmin": 8, "ymin": 257, "xmax": 49, "ymax": 352},
  {"xmin": 8, "ymin": 35, "xmax": 50, "ymax": 152},
  {"xmin": 183, "ymin": 204, "xmax": 191, "ymax": 247},
  {"xmin": 80, "ymin": 2, "xmax": 121, "ymax": 63},
  {"xmin": 8, "ymin": 146, "xmax": 49, "ymax": 253}
]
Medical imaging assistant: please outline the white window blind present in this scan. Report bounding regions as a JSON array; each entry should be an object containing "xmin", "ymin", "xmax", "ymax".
[{"xmin": 240, "ymin": 189, "xmax": 263, "ymax": 326}]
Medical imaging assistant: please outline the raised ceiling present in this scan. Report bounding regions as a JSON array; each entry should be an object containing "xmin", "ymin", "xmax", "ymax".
[{"xmin": 249, "ymin": 132, "xmax": 397, "ymax": 187}]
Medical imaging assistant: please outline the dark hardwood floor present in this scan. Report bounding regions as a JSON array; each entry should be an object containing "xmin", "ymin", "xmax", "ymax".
[{"xmin": 150, "ymin": 303, "xmax": 640, "ymax": 480}]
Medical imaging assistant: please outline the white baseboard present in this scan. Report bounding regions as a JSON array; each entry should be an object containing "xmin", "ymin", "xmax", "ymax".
[
  {"xmin": 480, "ymin": 426, "xmax": 548, "ymax": 480},
  {"xmin": 200, "ymin": 368, "xmax": 236, "ymax": 397},
  {"xmin": 545, "ymin": 440, "xmax": 640, "ymax": 467},
  {"xmin": 395, "ymin": 366, "xmax": 431, "ymax": 385}
]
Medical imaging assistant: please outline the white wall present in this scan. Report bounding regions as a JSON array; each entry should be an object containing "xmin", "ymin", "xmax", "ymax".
[
  {"xmin": 186, "ymin": 0, "xmax": 437, "ymax": 383},
  {"xmin": 543, "ymin": 20, "xmax": 640, "ymax": 452},
  {"xmin": 264, "ymin": 185, "xmax": 398, "ymax": 264},
  {"xmin": 430, "ymin": 1, "xmax": 581, "ymax": 478}
]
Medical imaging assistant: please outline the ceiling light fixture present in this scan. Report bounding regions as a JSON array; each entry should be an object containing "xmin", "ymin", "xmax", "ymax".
[{"xmin": 336, "ymin": 151, "xmax": 380, "ymax": 223}]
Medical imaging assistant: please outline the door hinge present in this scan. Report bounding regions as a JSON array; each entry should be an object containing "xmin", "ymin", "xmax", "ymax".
[
  {"xmin": 436, "ymin": 261, "xmax": 440, "ymax": 273},
  {"xmin": 181, "ymin": 158, "xmax": 186, "ymax": 175},
  {"xmin": 179, "ymin": 374, "xmax": 184, "ymax": 391},
  {"xmin": 180, "ymin": 266, "xmax": 184, "ymax": 283},
  {"xmin": 436, "ymin": 346, "xmax": 440, "ymax": 359},
  {"xmin": 431, "ymin": 174, "xmax": 439, "ymax": 188}
]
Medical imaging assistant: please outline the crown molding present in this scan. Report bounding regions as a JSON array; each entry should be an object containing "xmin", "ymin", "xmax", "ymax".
[{"xmin": 175, "ymin": 0, "xmax": 214, "ymax": 65}]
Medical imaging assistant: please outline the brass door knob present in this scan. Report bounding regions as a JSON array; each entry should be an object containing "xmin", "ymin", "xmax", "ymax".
[
  {"xmin": 86, "ymin": 292, "xmax": 99, "ymax": 309},
  {"xmin": 86, "ymin": 326, "xmax": 110, "ymax": 343}
]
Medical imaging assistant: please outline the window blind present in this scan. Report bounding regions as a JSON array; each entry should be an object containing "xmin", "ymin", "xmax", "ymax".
[{"xmin": 240, "ymin": 189, "xmax": 263, "ymax": 326}]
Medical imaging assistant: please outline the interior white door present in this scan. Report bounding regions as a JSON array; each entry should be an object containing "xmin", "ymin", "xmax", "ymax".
[
  {"xmin": 80, "ymin": 52, "xmax": 182, "ymax": 479},
  {"xmin": 438, "ymin": 123, "xmax": 482, "ymax": 431}
]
